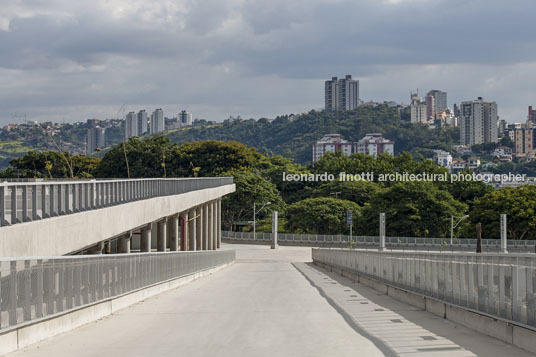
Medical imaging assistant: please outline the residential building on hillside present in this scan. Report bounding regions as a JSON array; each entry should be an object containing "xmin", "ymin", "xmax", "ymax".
[
  {"xmin": 434, "ymin": 150, "xmax": 452, "ymax": 168},
  {"xmin": 150, "ymin": 108, "xmax": 165, "ymax": 134},
  {"xmin": 313, "ymin": 134, "xmax": 353, "ymax": 162},
  {"xmin": 355, "ymin": 133, "xmax": 394, "ymax": 158},
  {"xmin": 87, "ymin": 127, "xmax": 105, "ymax": 153},
  {"xmin": 459, "ymin": 97, "xmax": 498, "ymax": 145},
  {"xmin": 427, "ymin": 90, "xmax": 448, "ymax": 114},
  {"xmin": 324, "ymin": 75, "xmax": 359, "ymax": 111},
  {"xmin": 179, "ymin": 110, "xmax": 193, "ymax": 126},
  {"xmin": 124, "ymin": 112, "xmax": 138, "ymax": 140},
  {"xmin": 410, "ymin": 94, "xmax": 428, "ymax": 124},
  {"xmin": 137, "ymin": 110, "xmax": 148, "ymax": 135},
  {"xmin": 513, "ymin": 127, "xmax": 535, "ymax": 154}
]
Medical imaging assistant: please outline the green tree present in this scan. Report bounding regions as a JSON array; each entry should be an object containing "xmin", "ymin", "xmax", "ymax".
[
  {"xmin": 0, "ymin": 151, "xmax": 100, "ymax": 178},
  {"xmin": 254, "ymin": 155, "xmax": 313, "ymax": 204},
  {"xmin": 312, "ymin": 179, "xmax": 380, "ymax": 206},
  {"xmin": 285, "ymin": 197, "xmax": 360, "ymax": 234},
  {"xmin": 467, "ymin": 186, "xmax": 536, "ymax": 240},
  {"xmin": 221, "ymin": 169, "xmax": 285, "ymax": 231},
  {"xmin": 93, "ymin": 136, "xmax": 177, "ymax": 178},
  {"xmin": 358, "ymin": 182, "xmax": 467, "ymax": 238},
  {"xmin": 171, "ymin": 140, "xmax": 262, "ymax": 177}
]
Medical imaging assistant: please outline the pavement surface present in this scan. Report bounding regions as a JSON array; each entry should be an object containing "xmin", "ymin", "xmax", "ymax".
[{"xmin": 5, "ymin": 244, "xmax": 534, "ymax": 357}]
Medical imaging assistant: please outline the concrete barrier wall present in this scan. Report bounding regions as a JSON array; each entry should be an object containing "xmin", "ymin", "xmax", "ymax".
[
  {"xmin": 0, "ymin": 255, "xmax": 234, "ymax": 355},
  {"xmin": 0, "ymin": 184, "xmax": 234, "ymax": 257},
  {"xmin": 313, "ymin": 248, "xmax": 536, "ymax": 354}
]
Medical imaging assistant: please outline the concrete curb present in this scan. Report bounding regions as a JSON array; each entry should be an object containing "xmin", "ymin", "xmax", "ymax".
[
  {"xmin": 0, "ymin": 261, "xmax": 234, "ymax": 356},
  {"xmin": 313, "ymin": 260, "xmax": 536, "ymax": 355}
]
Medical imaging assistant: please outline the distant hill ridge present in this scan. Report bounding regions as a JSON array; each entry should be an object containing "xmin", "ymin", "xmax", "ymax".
[{"xmin": 165, "ymin": 105, "xmax": 459, "ymax": 164}]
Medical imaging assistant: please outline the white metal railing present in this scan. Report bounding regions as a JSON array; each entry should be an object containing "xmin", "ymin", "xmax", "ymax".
[
  {"xmin": 0, "ymin": 250, "xmax": 235, "ymax": 331},
  {"xmin": 312, "ymin": 249, "xmax": 536, "ymax": 329},
  {"xmin": 0, "ymin": 178, "xmax": 233, "ymax": 227},
  {"xmin": 221, "ymin": 231, "xmax": 536, "ymax": 251}
]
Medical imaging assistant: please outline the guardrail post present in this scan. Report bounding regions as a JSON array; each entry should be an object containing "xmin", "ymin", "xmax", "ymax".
[
  {"xmin": 500, "ymin": 214, "xmax": 508, "ymax": 254},
  {"xmin": 11, "ymin": 185, "xmax": 18, "ymax": 224},
  {"xmin": 379, "ymin": 213, "xmax": 386, "ymax": 252},
  {"xmin": 22, "ymin": 185, "xmax": 29, "ymax": 222},
  {"xmin": 0, "ymin": 184, "xmax": 5, "ymax": 226},
  {"xmin": 32, "ymin": 185, "xmax": 38, "ymax": 220},
  {"xmin": 8, "ymin": 261, "xmax": 17, "ymax": 326}
]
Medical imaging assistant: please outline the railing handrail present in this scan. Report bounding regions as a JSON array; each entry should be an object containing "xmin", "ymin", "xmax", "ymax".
[{"xmin": 0, "ymin": 177, "xmax": 234, "ymax": 187}]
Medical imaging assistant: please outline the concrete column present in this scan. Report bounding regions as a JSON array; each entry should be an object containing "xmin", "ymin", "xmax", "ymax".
[
  {"xmin": 140, "ymin": 225, "xmax": 151, "ymax": 252},
  {"xmin": 179, "ymin": 212, "xmax": 188, "ymax": 251},
  {"xmin": 203, "ymin": 204, "xmax": 209, "ymax": 250},
  {"xmin": 168, "ymin": 214, "xmax": 179, "ymax": 251},
  {"xmin": 212, "ymin": 201, "xmax": 217, "ymax": 250},
  {"xmin": 196, "ymin": 205, "xmax": 203, "ymax": 250},
  {"xmin": 208, "ymin": 203, "xmax": 213, "ymax": 250},
  {"xmin": 157, "ymin": 219, "xmax": 167, "ymax": 252},
  {"xmin": 104, "ymin": 240, "xmax": 111, "ymax": 254},
  {"xmin": 118, "ymin": 232, "xmax": 132, "ymax": 254},
  {"xmin": 217, "ymin": 199, "xmax": 222, "ymax": 249},
  {"xmin": 189, "ymin": 209, "xmax": 196, "ymax": 251}
]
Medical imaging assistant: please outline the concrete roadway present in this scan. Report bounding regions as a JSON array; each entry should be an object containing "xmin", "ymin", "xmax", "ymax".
[{"xmin": 6, "ymin": 245, "xmax": 533, "ymax": 357}]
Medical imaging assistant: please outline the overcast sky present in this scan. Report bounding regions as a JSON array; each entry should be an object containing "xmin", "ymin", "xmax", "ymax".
[{"xmin": 0, "ymin": 0, "xmax": 534, "ymax": 126}]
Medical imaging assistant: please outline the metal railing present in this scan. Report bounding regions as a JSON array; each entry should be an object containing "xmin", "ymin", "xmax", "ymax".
[
  {"xmin": 0, "ymin": 250, "xmax": 235, "ymax": 331},
  {"xmin": 222, "ymin": 231, "xmax": 536, "ymax": 252},
  {"xmin": 0, "ymin": 177, "xmax": 233, "ymax": 227},
  {"xmin": 312, "ymin": 249, "xmax": 536, "ymax": 329}
]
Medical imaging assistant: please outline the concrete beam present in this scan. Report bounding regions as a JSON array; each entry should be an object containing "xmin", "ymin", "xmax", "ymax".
[{"xmin": 0, "ymin": 184, "xmax": 235, "ymax": 257}]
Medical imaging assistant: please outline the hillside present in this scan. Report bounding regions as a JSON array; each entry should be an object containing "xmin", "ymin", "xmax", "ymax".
[{"xmin": 166, "ymin": 105, "xmax": 459, "ymax": 164}]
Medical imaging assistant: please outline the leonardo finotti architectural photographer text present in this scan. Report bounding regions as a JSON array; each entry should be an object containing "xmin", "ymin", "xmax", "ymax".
[{"xmin": 282, "ymin": 172, "xmax": 527, "ymax": 184}]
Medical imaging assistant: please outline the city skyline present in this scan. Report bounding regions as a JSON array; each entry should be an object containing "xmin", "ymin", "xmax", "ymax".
[{"xmin": 1, "ymin": 0, "xmax": 536, "ymax": 125}]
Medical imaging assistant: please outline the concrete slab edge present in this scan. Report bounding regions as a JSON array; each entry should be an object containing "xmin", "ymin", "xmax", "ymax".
[
  {"xmin": 313, "ymin": 260, "xmax": 536, "ymax": 356},
  {"xmin": 0, "ymin": 260, "xmax": 234, "ymax": 356}
]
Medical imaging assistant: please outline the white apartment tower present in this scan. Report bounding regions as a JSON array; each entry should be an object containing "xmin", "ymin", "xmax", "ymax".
[
  {"xmin": 179, "ymin": 110, "xmax": 193, "ymax": 126},
  {"xmin": 150, "ymin": 108, "xmax": 165, "ymax": 134},
  {"xmin": 325, "ymin": 75, "xmax": 359, "ymax": 111},
  {"xmin": 87, "ymin": 127, "xmax": 105, "ymax": 153},
  {"xmin": 137, "ymin": 110, "xmax": 148, "ymax": 135},
  {"xmin": 125, "ymin": 112, "xmax": 138, "ymax": 140},
  {"xmin": 427, "ymin": 90, "xmax": 448, "ymax": 114},
  {"xmin": 459, "ymin": 97, "xmax": 498, "ymax": 146},
  {"xmin": 410, "ymin": 94, "xmax": 428, "ymax": 124}
]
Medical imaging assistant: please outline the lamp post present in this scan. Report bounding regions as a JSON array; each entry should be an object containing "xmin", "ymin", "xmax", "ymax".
[
  {"xmin": 253, "ymin": 201, "xmax": 271, "ymax": 240},
  {"xmin": 330, "ymin": 191, "xmax": 342, "ymax": 199},
  {"xmin": 451, "ymin": 215, "xmax": 469, "ymax": 245}
]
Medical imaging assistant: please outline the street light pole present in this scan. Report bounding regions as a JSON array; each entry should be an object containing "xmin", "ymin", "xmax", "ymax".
[
  {"xmin": 451, "ymin": 215, "xmax": 469, "ymax": 245},
  {"xmin": 253, "ymin": 201, "xmax": 272, "ymax": 241}
]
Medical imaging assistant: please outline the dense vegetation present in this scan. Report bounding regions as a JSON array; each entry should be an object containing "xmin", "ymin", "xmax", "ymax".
[
  {"xmin": 166, "ymin": 106, "xmax": 460, "ymax": 164},
  {"xmin": 2, "ymin": 137, "xmax": 534, "ymax": 240}
]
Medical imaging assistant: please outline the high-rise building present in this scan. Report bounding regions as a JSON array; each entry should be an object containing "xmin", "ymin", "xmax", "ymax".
[
  {"xmin": 513, "ymin": 128, "xmax": 535, "ymax": 154},
  {"xmin": 324, "ymin": 75, "xmax": 359, "ymax": 111},
  {"xmin": 179, "ymin": 110, "xmax": 193, "ymax": 126},
  {"xmin": 427, "ymin": 90, "xmax": 448, "ymax": 114},
  {"xmin": 125, "ymin": 112, "xmax": 138, "ymax": 140},
  {"xmin": 325, "ymin": 77, "xmax": 339, "ymax": 111},
  {"xmin": 87, "ymin": 127, "xmax": 105, "ymax": 153},
  {"xmin": 312, "ymin": 134, "xmax": 353, "ymax": 162},
  {"xmin": 459, "ymin": 97, "xmax": 498, "ymax": 146},
  {"xmin": 137, "ymin": 110, "xmax": 148, "ymax": 135},
  {"xmin": 410, "ymin": 94, "xmax": 428, "ymax": 124},
  {"xmin": 150, "ymin": 108, "xmax": 164, "ymax": 134},
  {"xmin": 425, "ymin": 94, "xmax": 435, "ymax": 119},
  {"xmin": 355, "ymin": 133, "xmax": 395, "ymax": 157}
]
